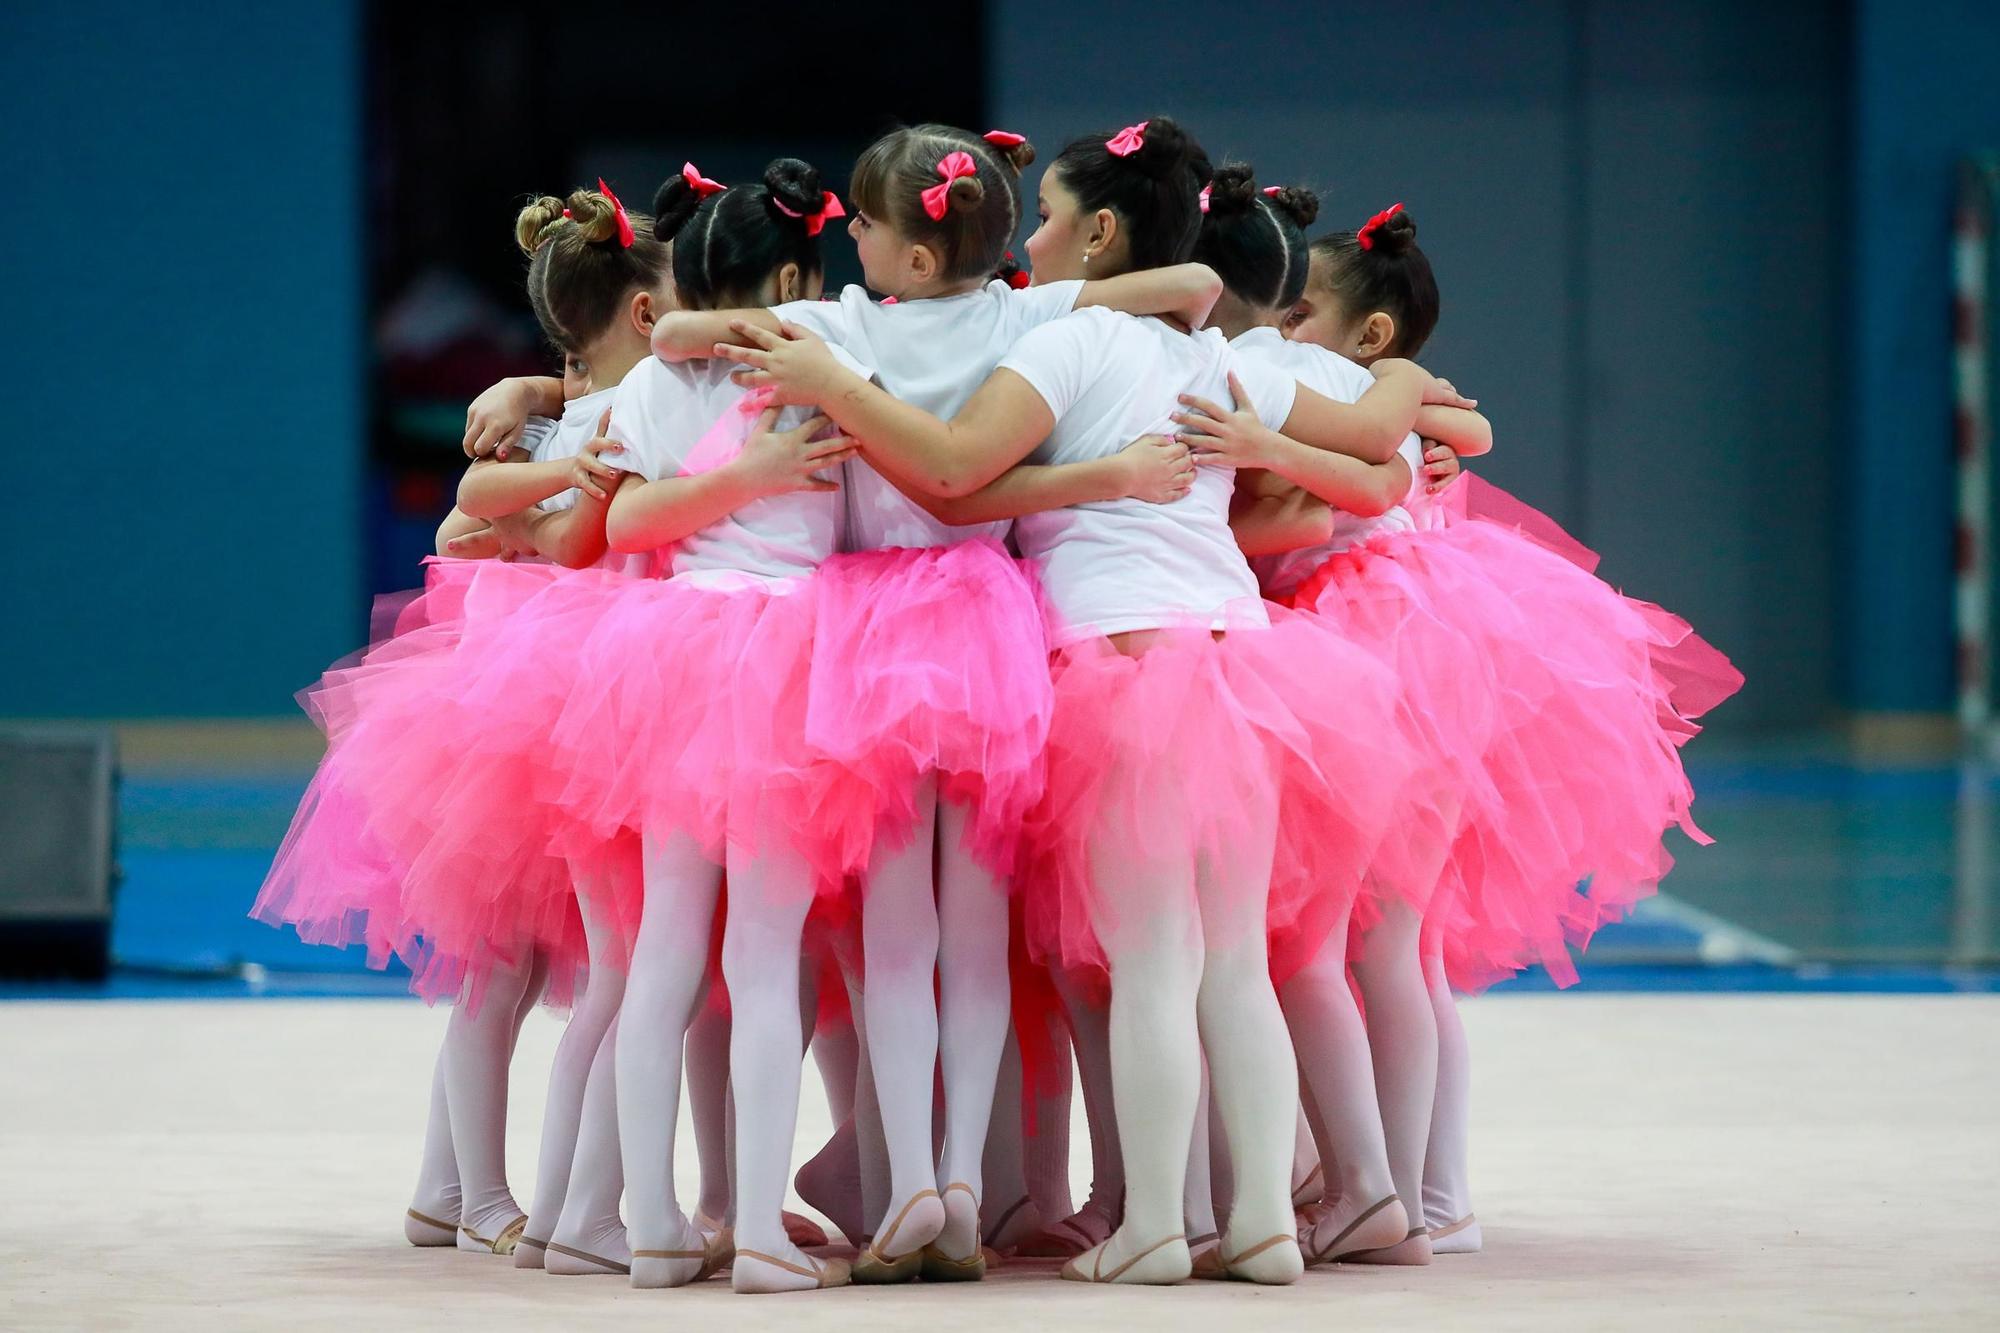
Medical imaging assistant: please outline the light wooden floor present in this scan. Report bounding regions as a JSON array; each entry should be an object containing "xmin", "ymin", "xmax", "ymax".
[{"xmin": 1, "ymin": 995, "xmax": 1994, "ymax": 1330}]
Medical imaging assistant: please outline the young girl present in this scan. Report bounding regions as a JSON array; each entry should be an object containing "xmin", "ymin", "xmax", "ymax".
[
  {"xmin": 251, "ymin": 183, "xmax": 671, "ymax": 1259},
  {"xmin": 652, "ymin": 122, "xmax": 1220, "ymax": 1281},
  {"xmin": 1180, "ymin": 170, "xmax": 1495, "ymax": 1267},
  {"xmin": 1191, "ymin": 201, "xmax": 1741, "ymax": 1257},
  {"xmin": 718, "ymin": 115, "xmax": 1456, "ymax": 1285},
  {"xmin": 504, "ymin": 157, "xmax": 896, "ymax": 1294}
]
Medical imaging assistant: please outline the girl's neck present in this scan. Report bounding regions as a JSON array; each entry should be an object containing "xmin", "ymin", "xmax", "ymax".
[
  {"xmin": 1205, "ymin": 291, "xmax": 1281, "ymax": 342},
  {"xmin": 894, "ymin": 273, "xmax": 987, "ymax": 303}
]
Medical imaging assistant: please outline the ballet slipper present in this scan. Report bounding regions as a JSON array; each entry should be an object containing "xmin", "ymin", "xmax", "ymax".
[
  {"xmin": 783, "ymin": 1211, "xmax": 829, "ymax": 1248},
  {"xmin": 513, "ymin": 1234, "xmax": 548, "ymax": 1269},
  {"xmin": 981, "ymin": 1193, "xmax": 1046, "ymax": 1253},
  {"xmin": 1221, "ymin": 1233, "xmax": 1304, "ymax": 1285},
  {"xmin": 852, "ymin": 1189, "xmax": 944, "ymax": 1284},
  {"xmin": 919, "ymin": 1184, "xmax": 987, "ymax": 1281},
  {"xmin": 1058, "ymin": 1233, "xmax": 1190, "ymax": 1285},
  {"xmin": 1013, "ymin": 1196, "xmax": 1116, "ymax": 1258},
  {"xmin": 543, "ymin": 1241, "xmax": 630, "ymax": 1276},
  {"xmin": 456, "ymin": 1214, "xmax": 527, "ymax": 1256},
  {"xmin": 1427, "ymin": 1213, "xmax": 1483, "ymax": 1255},
  {"xmin": 631, "ymin": 1216, "xmax": 728, "ymax": 1288},
  {"xmin": 404, "ymin": 1208, "xmax": 458, "ymax": 1248},
  {"xmin": 1186, "ymin": 1231, "xmax": 1225, "ymax": 1280},
  {"xmin": 733, "ymin": 1248, "xmax": 852, "ymax": 1293},
  {"xmin": 1343, "ymin": 1224, "xmax": 1433, "ymax": 1266},
  {"xmin": 1302, "ymin": 1195, "xmax": 1409, "ymax": 1266},
  {"xmin": 1290, "ymin": 1161, "xmax": 1324, "ymax": 1209}
]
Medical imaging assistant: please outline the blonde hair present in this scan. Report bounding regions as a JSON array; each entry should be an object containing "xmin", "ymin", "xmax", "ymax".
[{"xmin": 512, "ymin": 186, "xmax": 668, "ymax": 349}]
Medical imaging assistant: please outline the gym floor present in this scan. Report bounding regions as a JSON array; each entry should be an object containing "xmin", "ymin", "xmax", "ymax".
[{"xmin": 2, "ymin": 725, "xmax": 1995, "ymax": 1328}]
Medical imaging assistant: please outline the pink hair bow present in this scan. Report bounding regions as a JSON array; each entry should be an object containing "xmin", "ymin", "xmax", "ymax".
[
  {"xmin": 773, "ymin": 190, "xmax": 847, "ymax": 237},
  {"xmin": 597, "ymin": 177, "xmax": 635, "ymax": 248},
  {"xmin": 1357, "ymin": 201, "xmax": 1404, "ymax": 251},
  {"xmin": 1263, "ymin": 185, "xmax": 1283, "ymax": 196},
  {"xmin": 983, "ymin": 129, "xmax": 1026, "ymax": 149},
  {"xmin": 921, "ymin": 150, "xmax": 979, "ymax": 221},
  {"xmin": 681, "ymin": 162, "xmax": 724, "ymax": 199},
  {"xmin": 1198, "ymin": 183, "xmax": 1211, "ymax": 213},
  {"xmin": 1105, "ymin": 121, "xmax": 1148, "ymax": 157}
]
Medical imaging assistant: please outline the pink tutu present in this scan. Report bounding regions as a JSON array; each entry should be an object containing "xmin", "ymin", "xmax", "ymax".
[
  {"xmin": 542, "ymin": 572, "xmax": 878, "ymax": 892},
  {"xmin": 806, "ymin": 538, "xmax": 1053, "ymax": 878},
  {"xmin": 1293, "ymin": 515, "xmax": 1739, "ymax": 989},
  {"xmin": 1019, "ymin": 613, "xmax": 1413, "ymax": 980},
  {"xmin": 253, "ymin": 558, "xmax": 590, "ymax": 1008}
]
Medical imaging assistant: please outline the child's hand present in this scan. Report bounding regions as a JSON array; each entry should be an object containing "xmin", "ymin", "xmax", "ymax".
[
  {"xmin": 445, "ymin": 511, "xmax": 539, "ymax": 561},
  {"xmin": 1113, "ymin": 434, "xmax": 1197, "ymax": 504},
  {"xmin": 569, "ymin": 408, "xmax": 624, "ymax": 501},
  {"xmin": 465, "ymin": 378, "xmax": 535, "ymax": 460},
  {"xmin": 714, "ymin": 321, "xmax": 851, "ymax": 406},
  {"xmin": 1173, "ymin": 372, "xmax": 1278, "ymax": 470},
  {"xmin": 732, "ymin": 407, "xmax": 858, "ymax": 497},
  {"xmin": 1421, "ymin": 439, "xmax": 1463, "ymax": 494}
]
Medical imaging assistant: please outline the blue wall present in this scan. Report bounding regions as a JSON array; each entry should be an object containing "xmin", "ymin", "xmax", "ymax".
[
  {"xmin": 1, "ymin": 0, "xmax": 363, "ymax": 716},
  {"xmin": 994, "ymin": 0, "xmax": 1846, "ymax": 733},
  {"xmin": 1847, "ymin": 0, "xmax": 2000, "ymax": 713}
]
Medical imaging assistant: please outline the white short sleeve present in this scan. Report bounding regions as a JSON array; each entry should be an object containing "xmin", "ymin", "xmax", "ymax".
[
  {"xmin": 602, "ymin": 368, "xmax": 668, "ymax": 480},
  {"xmin": 771, "ymin": 295, "xmax": 853, "ymax": 347},
  {"xmin": 1000, "ymin": 278, "xmax": 1084, "ymax": 336},
  {"xmin": 1225, "ymin": 351, "xmax": 1300, "ymax": 432},
  {"xmin": 996, "ymin": 312, "xmax": 1102, "ymax": 421}
]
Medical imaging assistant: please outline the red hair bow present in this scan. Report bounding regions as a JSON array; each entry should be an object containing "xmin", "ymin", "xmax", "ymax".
[
  {"xmin": 1105, "ymin": 121, "xmax": 1148, "ymax": 157},
  {"xmin": 1357, "ymin": 201, "xmax": 1404, "ymax": 251},
  {"xmin": 597, "ymin": 178, "xmax": 636, "ymax": 248},
  {"xmin": 774, "ymin": 190, "xmax": 846, "ymax": 237},
  {"xmin": 681, "ymin": 162, "xmax": 724, "ymax": 199},
  {"xmin": 921, "ymin": 150, "xmax": 979, "ymax": 221},
  {"xmin": 1262, "ymin": 185, "xmax": 1283, "ymax": 196},
  {"xmin": 983, "ymin": 129, "xmax": 1026, "ymax": 149}
]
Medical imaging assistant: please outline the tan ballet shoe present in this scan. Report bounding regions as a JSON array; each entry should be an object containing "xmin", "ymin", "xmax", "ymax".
[
  {"xmin": 543, "ymin": 1240, "xmax": 630, "ymax": 1276},
  {"xmin": 733, "ymin": 1248, "xmax": 852, "ymax": 1293},
  {"xmin": 920, "ymin": 1184, "xmax": 987, "ymax": 1281},
  {"xmin": 852, "ymin": 1189, "xmax": 942, "ymax": 1284},
  {"xmin": 404, "ymin": 1207, "xmax": 458, "ymax": 1248},
  {"xmin": 1344, "ymin": 1225, "xmax": 1433, "ymax": 1266},
  {"xmin": 458, "ymin": 1214, "xmax": 527, "ymax": 1255},
  {"xmin": 1187, "ymin": 1232, "xmax": 1226, "ymax": 1280},
  {"xmin": 1290, "ymin": 1161, "xmax": 1325, "ymax": 1208},
  {"xmin": 1305, "ymin": 1195, "xmax": 1409, "ymax": 1266},
  {"xmin": 1222, "ymin": 1233, "xmax": 1303, "ymax": 1284},
  {"xmin": 1428, "ymin": 1213, "xmax": 1482, "ymax": 1254},
  {"xmin": 1059, "ymin": 1234, "xmax": 1190, "ymax": 1285}
]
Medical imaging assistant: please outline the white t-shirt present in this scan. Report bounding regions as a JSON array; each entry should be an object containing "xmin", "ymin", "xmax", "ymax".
[
  {"xmin": 775, "ymin": 278, "xmax": 1085, "ymax": 551},
  {"xmin": 602, "ymin": 353, "xmax": 868, "ymax": 587},
  {"xmin": 513, "ymin": 387, "xmax": 647, "ymax": 576},
  {"xmin": 1229, "ymin": 327, "xmax": 1425, "ymax": 600},
  {"xmin": 996, "ymin": 308, "xmax": 1299, "ymax": 643}
]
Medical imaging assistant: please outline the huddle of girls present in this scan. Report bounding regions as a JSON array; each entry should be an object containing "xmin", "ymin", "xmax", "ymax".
[{"xmin": 255, "ymin": 114, "xmax": 1736, "ymax": 1293}]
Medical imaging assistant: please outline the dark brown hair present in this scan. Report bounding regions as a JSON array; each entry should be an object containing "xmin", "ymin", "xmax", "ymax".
[{"xmin": 1307, "ymin": 208, "xmax": 1440, "ymax": 357}]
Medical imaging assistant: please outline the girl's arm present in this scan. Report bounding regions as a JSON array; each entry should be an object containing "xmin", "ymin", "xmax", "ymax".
[
  {"xmin": 881, "ymin": 434, "xmax": 1195, "ymax": 526},
  {"xmin": 458, "ymin": 407, "xmax": 623, "ymax": 518},
  {"xmin": 1229, "ymin": 472, "xmax": 1334, "ymax": 558},
  {"xmin": 1413, "ymin": 404, "xmax": 1492, "ymax": 458},
  {"xmin": 464, "ymin": 375, "xmax": 564, "ymax": 458},
  {"xmin": 716, "ymin": 322, "xmax": 1052, "ymax": 498},
  {"xmin": 604, "ymin": 407, "xmax": 857, "ymax": 553},
  {"xmin": 1073, "ymin": 262, "xmax": 1224, "ymax": 328},
  {"xmin": 1180, "ymin": 383, "xmax": 1413, "ymax": 514},
  {"xmin": 652, "ymin": 309, "xmax": 786, "ymax": 363},
  {"xmin": 436, "ymin": 506, "xmax": 491, "ymax": 556},
  {"xmin": 512, "ymin": 494, "xmax": 612, "ymax": 569},
  {"xmin": 436, "ymin": 508, "xmax": 542, "ymax": 560}
]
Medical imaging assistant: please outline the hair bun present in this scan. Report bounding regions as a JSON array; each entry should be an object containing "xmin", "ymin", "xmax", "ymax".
[
  {"xmin": 764, "ymin": 157, "xmax": 825, "ymax": 224},
  {"xmin": 997, "ymin": 137, "xmax": 1036, "ymax": 173},
  {"xmin": 514, "ymin": 195, "xmax": 568, "ymax": 254},
  {"xmin": 1369, "ymin": 208, "xmax": 1417, "ymax": 255},
  {"xmin": 650, "ymin": 175, "xmax": 701, "ymax": 244},
  {"xmin": 947, "ymin": 173, "xmax": 986, "ymax": 213},
  {"xmin": 1128, "ymin": 115, "xmax": 1195, "ymax": 181},
  {"xmin": 1206, "ymin": 163, "xmax": 1258, "ymax": 215},
  {"xmin": 1266, "ymin": 184, "xmax": 1319, "ymax": 230},
  {"xmin": 561, "ymin": 189, "xmax": 621, "ymax": 245}
]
